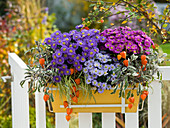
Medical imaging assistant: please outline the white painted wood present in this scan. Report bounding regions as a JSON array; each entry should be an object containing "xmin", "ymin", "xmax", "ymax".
[
  {"xmin": 79, "ymin": 113, "xmax": 92, "ymax": 128},
  {"xmin": 60, "ymin": 104, "xmax": 128, "ymax": 108},
  {"xmin": 125, "ymin": 111, "xmax": 139, "ymax": 128},
  {"xmin": 8, "ymin": 53, "xmax": 30, "ymax": 128},
  {"xmin": 148, "ymin": 81, "xmax": 162, "ymax": 128},
  {"xmin": 121, "ymin": 96, "xmax": 125, "ymax": 113},
  {"xmin": 158, "ymin": 66, "xmax": 170, "ymax": 80},
  {"xmin": 35, "ymin": 89, "xmax": 46, "ymax": 128},
  {"xmin": 102, "ymin": 113, "xmax": 115, "ymax": 128},
  {"xmin": 55, "ymin": 113, "xmax": 69, "ymax": 128}
]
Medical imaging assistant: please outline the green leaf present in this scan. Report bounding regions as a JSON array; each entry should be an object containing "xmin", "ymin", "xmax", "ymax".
[
  {"xmin": 111, "ymin": 85, "xmax": 118, "ymax": 94},
  {"xmin": 126, "ymin": 90, "xmax": 131, "ymax": 99},
  {"xmin": 89, "ymin": 4, "xmax": 96, "ymax": 7},
  {"xmin": 162, "ymin": 24, "xmax": 168, "ymax": 28},
  {"xmin": 20, "ymin": 80, "xmax": 26, "ymax": 88}
]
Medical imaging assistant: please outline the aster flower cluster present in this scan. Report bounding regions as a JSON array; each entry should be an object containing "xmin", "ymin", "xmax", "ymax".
[
  {"xmin": 43, "ymin": 25, "xmax": 105, "ymax": 83},
  {"xmin": 83, "ymin": 52, "xmax": 122, "ymax": 93},
  {"xmin": 99, "ymin": 26, "xmax": 154, "ymax": 55}
]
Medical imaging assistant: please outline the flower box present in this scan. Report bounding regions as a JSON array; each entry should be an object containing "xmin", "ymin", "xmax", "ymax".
[{"xmin": 49, "ymin": 86, "xmax": 139, "ymax": 113}]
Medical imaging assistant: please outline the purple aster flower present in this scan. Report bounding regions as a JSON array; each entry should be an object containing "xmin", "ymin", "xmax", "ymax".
[
  {"xmin": 52, "ymin": 53, "xmax": 57, "ymax": 60},
  {"xmin": 64, "ymin": 69, "xmax": 71, "ymax": 75},
  {"xmin": 144, "ymin": 40, "xmax": 151, "ymax": 47},
  {"xmin": 59, "ymin": 69, "xmax": 64, "ymax": 76},
  {"xmin": 107, "ymin": 85, "xmax": 112, "ymax": 90},
  {"xmin": 80, "ymin": 56, "xmax": 86, "ymax": 62},
  {"xmin": 73, "ymin": 34, "xmax": 81, "ymax": 40},
  {"xmin": 101, "ymin": 83, "xmax": 107, "ymax": 89},
  {"xmin": 51, "ymin": 60, "xmax": 57, "ymax": 68},
  {"xmin": 88, "ymin": 40, "xmax": 97, "ymax": 48},
  {"xmin": 63, "ymin": 53, "xmax": 68, "ymax": 59},
  {"xmin": 98, "ymin": 88, "xmax": 104, "ymax": 93},
  {"xmin": 109, "ymin": 45, "xmax": 115, "ymax": 51},
  {"xmin": 89, "ymin": 50, "xmax": 95, "ymax": 57},
  {"xmin": 75, "ymin": 24, "xmax": 84, "ymax": 29},
  {"xmin": 61, "ymin": 46, "xmax": 68, "ymax": 53},
  {"xmin": 105, "ymin": 42, "xmax": 111, "ymax": 48},
  {"xmin": 67, "ymin": 59, "xmax": 73, "ymax": 64},
  {"xmin": 53, "ymin": 76, "xmax": 61, "ymax": 83},
  {"xmin": 84, "ymin": 61, "xmax": 90, "ymax": 66},
  {"xmin": 92, "ymin": 74, "xmax": 97, "ymax": 79},
  {"xmin": 56, "ymin": 57, "xmax": 64, "ymax": 65},
  {"xmin": 82, "ymin": 52, "xmax": 88, "ymax": 57},
  {"xmin": 92, "ymin": 80, "xmax": 98, "ymax": 86},
  {"xmin": 54, "ymin": 31, "xmax": 62, "ymax": 37},
  {"xmin": 55, "ymin": 50, "xmax": 62, "ymax": 57},
  {"xmin": 135, "ymin": 35, "xmax": 143, "ymax": 43},
  {"xmin": 86, "ymin": 78, "xmax": 91, "ymax": 84},
  {"xmin": 93, "ymin": 68, "xmax": 98, "ymax": 75},
  {"xmin": 74, "ymin": 61, "xmax": 80, "ymax": 67},
  {"xmin": 69, "ymin": 30, "xmax": 78, "ymax": 36},
  {"xmin": 77, "ymin": 40, "xmax": 84, "ymax": 47},
  {"xmin": 44, "ymin": 37, "xmax": 52, "ymax": 45},
  {"xmin": 111, "ymin": 71, "xmax": 117, "ymax": 78},
  {"xmin": 110, "ymin": 64, "xmax": 116, "ymax": 71},
  {"xmin": 72, "ymin": 43, "xmax": 78, "ymax": 50},
  {"xmin": 94, "ymin": 61, "xmax": 100, "ymax": 68},
  {"xmin": 93, "ymin": 48, "xmax": 99, "ymax": 53},
  {"xmin": 87, "ymin": 63, "xmax": 93, "ymax": 69},
  {"xmin": 68, "ymin": 47, "xmax": 75, "ymax": 55},
  {"xmin": 103, "ymin": 64, "xmax": 110, "ymax": 70},
  {"xmin": 115, "ymin": 63, "xmax": 121, "ymax": 68},
  {"xmin": 83, "ymin": 46, "xmax": 90, "ymax": 52},
  {"xmin": 83, "ymin": 67, "xmax": 88, "ymax": 73},
  {"xmin": 75, "ymin": 54, "xmax": 81, "ymax": 62},
  {"xmin": 57, "ymin": 39, "xmax": 62, "ymax": 45},
  {"xmin": 100, "ymin": 36, "xmax": 106, "ymax": 43},
  {"xmin": 61, "ymin": 64, "xmax": 67, "ymax": 70},
  {"xmin": 97, "ymin": 70, "xmax": 104, "ymax": 76},
  {"xmin": 70, "ymin": 54, "xmax": 76, "ymax": 60},
  {"xmin": 101, "ymin": 58, "xmax": 108, "ymax": 63},
  {"xmin": 113, "ymin": 47, "xmax": 121, "ymax": 53},
  {"xmin": 62, "ymin": 32, "xmax": 70, "ymax": 38}
]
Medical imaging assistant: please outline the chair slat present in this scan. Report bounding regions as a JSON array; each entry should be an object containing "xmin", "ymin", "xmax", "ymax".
[
  {"xmin": 55, "ymin": 113, "xmax": 69, "ymax": 128},
  {"xmin": 102, "ymin": 113, "xmax": 116, "ymax": 128},
  {"xmin": 125, "ymin": 111, "xmax": 139, "ymax": 128},
  {"xmin": 79, "ymin": 113, "xmax": 92, "ymax": 128}
]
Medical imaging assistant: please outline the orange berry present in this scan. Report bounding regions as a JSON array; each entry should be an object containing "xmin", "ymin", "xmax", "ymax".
[
  {"xmin": 66, "ymin": 115, "xmax": 71, "ymax": 121},
  {"xmin": 142, "ymin": 90, "xmax": 149, "ymax": 97},
  {"xmin": 39, "ymin": 58, "xmax": 45, "ymax": 65},
  {"xmin": 75, "ymin": 78, "xmax": 80, "ymax": 85},
  {"xmin": 152, "ymin": 45, "xmax": 155, "ymax": 49},
  {"xmin": 123, "ymin": 60, "xmax": 128, "ymax": 67},
  {"xmin": 70, "ymin": 68, "xmax": 74, "ymax": 75},
  {"xmin": 128, "ymin": 97, "xmax": 135, "ymax": 103},
  {"xmin": 142, "ymin": 59, "xmax": 147, "ymax": 65},
  {"xmin": 140, "ymin": 93, "xmax": 147, "ymax": 100},
  {"xmin": 117, "ymin": 54, "xmax": 122, "ymax": 60},
  {"xmin": 128, "ymin": 104, "xmax": 133, "ymax": 109},
  {"xmin": 72, "ymin": 96, "xmax": 78, "ymax": 103},
  {"xmin": 63, "ymin": 101, "xmax": 68, "ymax": 108},
  {"xmin": 75, "ymin": 90, "xmax": 79, "ymax": 98},
  {"xmin": 143, "ymin": 66, "xmax": 146, "ymax": 71},
  {"xmin": 82, "ymin": 18, "xmax": 85, "ymax": 21},
  {"xmin": 120, "ymin": 51, "xmax": 126, "ymax": 59},
  {"xmin": 43, "ymin": 94, "xmax": 49, "ymax": 102},
  {"xmin": 66, "ymin": 108, "xmax": 73, "ymax": 115},
  {"xmin": 141, "ymin": 55, "xmax": 146, "ymax": 61}
]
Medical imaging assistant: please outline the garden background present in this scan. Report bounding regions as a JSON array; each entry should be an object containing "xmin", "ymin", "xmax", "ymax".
[{"xmin": 0, "ymin": 0, "xmax": 169, "ymax": 128}]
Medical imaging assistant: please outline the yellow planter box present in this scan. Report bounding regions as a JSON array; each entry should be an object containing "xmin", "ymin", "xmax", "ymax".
[{"xmin": 49, "ymin": 87, "xmax": 139, "ymax": 113}]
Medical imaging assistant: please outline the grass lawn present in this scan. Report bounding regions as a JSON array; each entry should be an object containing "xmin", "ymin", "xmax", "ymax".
[{"xmin": 159, "ymin": 43, "xmax": 170, "ymax": 66}]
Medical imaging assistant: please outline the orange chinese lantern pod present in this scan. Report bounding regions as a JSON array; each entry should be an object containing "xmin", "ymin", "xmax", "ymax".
[
  {"xmin": 142, "ymin": 59, "xmax": 147, "ymax": 65},
  {"xmin": 123, "ymin": 60, "xmax": 128, "ymax": 67},
  {"xmin": 75, "ymin": 78, "xmax": 80, "ymax": 85},
  {"xmin": 128, "ymin": 104, "xmax": 133, "ymax": 109},
  {"xmin": 142, "ymin": 90, "xmax": 149, "ymax": 97},
  {"xmin": 63, "ymin": 101, "xmax": 68, "ymax": 108},
  {"xmin": 141, "ymin": 55, "xmax": 146, "ymax": 61},
  {"xmin": 39, "ymin": 58, "xmax": 45, "ymax": 65},
  {"xmin": 72, "ymin": 86, "xmax": 76, "ymax": 93},
  {"xmin": 43, "ymin": 94, "xmax": 49, "ymax": 102},
  {"xmin": 140, "ymin": 94, "xmax": 147, "ymax": 100},
  {"xmin": 70, "ymin": 68, "xmax": 74, "ymax": 75},
  {"xmin": 66, "ymin": 115, "xmax": 71, "ymax": 121},
  {"xmin": 66, "ymin": 108, "xmax": 73, "ymax": 115},
  {"xmin": 117, "ymin": 54, "xmax": 122, "ymax": 60},
  {"xmin": 82, "ymin": 18, "xmax": 85, "ymax": 21},
  {"xmin": 152, "ymin": 44, "xmax": 155, "ymax": 49},
  {"xmin": 75, "ymin": 90, "xmax": 79, "ymax": 98},
  {"xmin": 72, "ymin": 96, "xmax": 78, "ymax": 103},
  {"xmin": 120, "ymin": 51, "xmax": 126, "ymax": 59},
  {"xmin": 84, "ymin": 27, "xmax": 90, "ymax": 30},
  {"xmin": 100, "ymin": 19, "xmax": 104, "ymax": 23},
  {"xmin": 143, "ymin": 66, "xmax": 146, "ymax": 71},
  {"xmin": 128, "ymin": 97, "xmax": 135, "ymax": 103}
]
